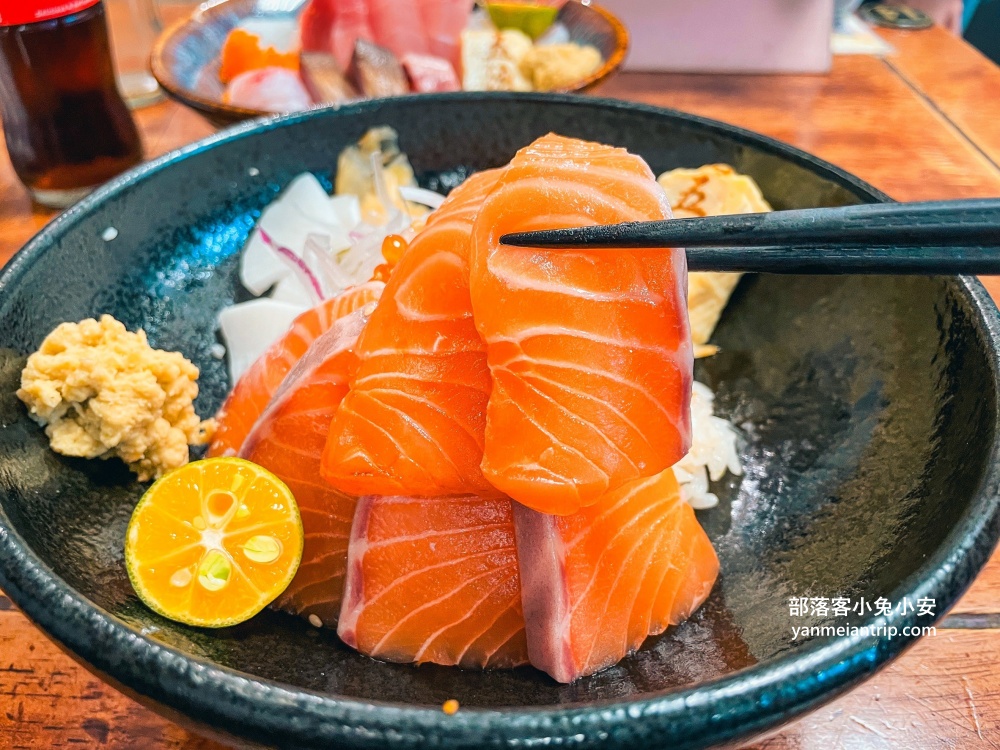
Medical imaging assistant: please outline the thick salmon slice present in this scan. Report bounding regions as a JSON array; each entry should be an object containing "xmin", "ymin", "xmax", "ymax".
[
  {"xmin": 209, "ymin": 282, "xmax": 383, "ymax": 458},
  {"xmin": 470, "ymin": 134, "xmax": 692, "ymax": 515},
  {"xmin": 239, "ymin": 308, "xmax": 372, "ymax": 625},
  {"xmin": 513, "ymin": 469, "xmax": 718, "ymax": 683},
  {"xmin": 338, "ymin": 494, "xmax": 528, "ymax": 668},
  {"xmin": 323, "ymin": 170, "xmax": 503, "ymax": 498}
]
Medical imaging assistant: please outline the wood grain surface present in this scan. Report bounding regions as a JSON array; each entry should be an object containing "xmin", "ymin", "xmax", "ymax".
[
  {"xmin": 2, "ymin": 595, "xmax": 998, "ymax": 750},
  {"xmin": 879, "ymin": 25, "xmax": 1000, "ymax": 171},
  {"xmin": 1, "ymin": 10, "xmax": 1000, "ymax": 749}
]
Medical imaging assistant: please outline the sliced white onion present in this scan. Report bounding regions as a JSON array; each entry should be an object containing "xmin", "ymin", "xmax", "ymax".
[
  {"xmin": 304, "ymin": 233, "xmax": 362, "ymax": 298},
  {"xmin": 259, "ymin": 228, "xmax": 324, "ymax": 304},
  {"xmin": 329, "ymin": 194, "xmax": 363, "ymax": 227},
  {"xmin": 240, "ymin": 173, "xmax": 356, "ymax": 295},
  {"xmin": 218, "ymin": 298, "xmax": 308, "ymax": 384},
  {"xmin": 269, "ymin": 274, "xmax": 314, "ymax": 305},
  {"xmin": 399, "ymin": 185, "xmax": 447, "ymax": 209}
]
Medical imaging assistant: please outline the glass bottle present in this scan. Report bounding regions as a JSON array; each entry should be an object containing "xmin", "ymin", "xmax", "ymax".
[{"xmin": 0, "ymin": 1, "xmax": 144, "ymax": 208}]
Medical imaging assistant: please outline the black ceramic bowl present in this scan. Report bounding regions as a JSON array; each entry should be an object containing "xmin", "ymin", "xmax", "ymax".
[{"xmin": 1, "ymin": 94, "xmax": 999, "ymax": 750}]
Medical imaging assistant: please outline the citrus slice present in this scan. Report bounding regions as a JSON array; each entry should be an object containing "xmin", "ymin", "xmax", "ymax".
[
  {"xmin": 125, "ymin": 457, "xmax": 303, "ymax": 628},
  {"xmin": 485, "ymin": 2, "xmax": 559, "ymax": 40}
]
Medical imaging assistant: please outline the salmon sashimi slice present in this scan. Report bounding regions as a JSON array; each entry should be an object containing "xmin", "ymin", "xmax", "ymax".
[
  {"xmin": 469, "ymin": 133, "xmax": 693, "ymax": 516},
  {"xmin": 209, "ymin": 282, "xmax": 383, "ymax": 458},
  {"xmin": 240, "ymin": 307, "xmax": 373, "ymax": 625},
  {"xmin": 513, "ymin": 469, "xmax": 718, "ymax": 683},
  {"xmin": 322, "ymin": 170, "xmax": 504, "ymax": 498},
  {"xmin": 338, "ymin": 494, "xmax": 528, "ymax": 668}
]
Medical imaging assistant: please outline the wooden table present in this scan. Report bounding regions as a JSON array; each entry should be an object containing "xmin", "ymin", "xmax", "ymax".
[{"xmin": 2, "ymin": 16, "xmax": 1000, "ymax": 749}]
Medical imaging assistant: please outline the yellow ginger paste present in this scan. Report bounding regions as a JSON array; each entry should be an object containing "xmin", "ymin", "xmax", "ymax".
[{"xmin": 17, "ymin": 315, "xmax": 215, "ymax": 481}]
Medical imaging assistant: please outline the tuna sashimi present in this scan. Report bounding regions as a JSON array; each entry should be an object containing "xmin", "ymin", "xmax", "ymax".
[
  {"xmin": 469, "ymin": 133, "xmax": 693, "ymax": 516},
  {"xmin": 331, "ymin": 0, "xmax": 375, "ymax": 71},
  {"xmin": 209, "ymin": 282, "xmax": 383, "ymax": 459},
  {"xmin": 323, "ymin": 170, "xmax": 504, "ymax": 498},
  {"xmin": 299, "ymin": 0, "xmax": 374, "ymax": 70},
  {"xmin": 299, "ymin": 0, "xmax": 336, "ymax": 52},
  {"xmin": 513, "ymin": 469, "xmax": 718, "ymax": 683},
  {"xmin": 368, "ymin": 0, "xmax": 429, "ymax": 58},
  {"xmin": 240, "ymin": 308, "xmax": 372, "ymax": 625},
  {"xmin": 419, "ymin": 0, "xmax": 473, "ymax": 67},
  {"xmin": 339, "ymin": 494, "xmax": 528, "ymax": 668}
]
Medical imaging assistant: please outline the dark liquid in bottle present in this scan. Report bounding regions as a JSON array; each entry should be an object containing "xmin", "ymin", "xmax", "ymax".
[{"xmin": 0, "ymin": 3, "xmax": 142, "ymax": 207}]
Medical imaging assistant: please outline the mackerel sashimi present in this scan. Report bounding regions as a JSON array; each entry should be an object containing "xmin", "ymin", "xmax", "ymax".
[
  {"xmin": 513, "ymin": 469, "xmax": 718, "ymax": 683},
  {"xmin": 470, "ymin": 133, "xmax": 693, "ymax": 516},
  {"xmin": 339, "ymin": 494, "xmax": 528, "ymax": 668},
  {"xmin": 209, "ymin": 282, "xmax": 383, "ymax": 459},
  {"xmin": 322, "ymin": 169, "xmax": 504, "ymax": 498},
  {"xmin": 238, "ymin": 306, "xmax": 375, "ymax": 625}
]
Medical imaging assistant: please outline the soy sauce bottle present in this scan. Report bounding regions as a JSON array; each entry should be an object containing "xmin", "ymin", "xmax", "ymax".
[{"xmin": 0, "ymin": 1, "xmax": 143, "ymax": 208}]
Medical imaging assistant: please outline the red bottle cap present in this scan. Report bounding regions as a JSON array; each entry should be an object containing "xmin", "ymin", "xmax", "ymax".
[{"xmin": 0, "ymin": 0, "xmax": 100, "ymax": 27}]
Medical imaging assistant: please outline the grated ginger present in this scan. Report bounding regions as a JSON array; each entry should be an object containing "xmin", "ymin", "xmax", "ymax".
[
  {"xmin": 17, "ymin": 315, "xmax": 215, "ymax": 482},
  {"xmin": 520, "ymin": 43, "xmax": 602, "ymax": 91}
]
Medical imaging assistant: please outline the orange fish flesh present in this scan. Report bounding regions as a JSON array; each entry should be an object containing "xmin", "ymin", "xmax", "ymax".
[
  {"xmin": 209, "ymin": 282, "xmax": 383, "ymax": 459},
  {"xmin": 238, "ymin": 307, "xmax": 372, "ymax": 625},
  {"xmin": 470, "ymin": 133, "xmax": 692, "ymax": 516},
  {"xmin": 513, "ymin": 469, "xmax": 718, "ymax": 682},
  {"xmin": 322, "ymin": 170, "xmax": 504, "ymax": 498},
  {"xmin": 338, "ymin": 493, "xmax": 528, "ymax": 668}
]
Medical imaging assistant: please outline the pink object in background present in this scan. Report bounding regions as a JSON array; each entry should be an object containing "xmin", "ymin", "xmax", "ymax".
[
  {"xmin": 420, "ymin": 0, "xmax": 474, "ymax": 69},
  {"xmin": 605, "ymin": 0, "xmax": 834, "ymax": 74},
  {"xmin": 331, "ymin": 0, "xmax": 376, "ymax": 71},
  {"xmin": 225, "ymin": 67, "xmax": 314, "ymax": 112},
  {"xmin": 299, "ymin": 0, "xmax": 375, "ymax": 71},
  {"xmin": 369, "ymin": 0, "xmax": 430, "ymax": 58},
  {"xmin": 402, "ymin": 53, "xmax": 460, "ymax": 91}
]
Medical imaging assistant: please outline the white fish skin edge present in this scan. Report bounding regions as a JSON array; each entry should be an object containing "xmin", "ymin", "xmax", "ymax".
[
  {"xmin": 338, "ymin": 494, "xmax": 375, "ymax": 650},
  {"xmin": 510, "ymin": 501, "xmax": 576, "ymax": 684},
  {"xmin": 218, "ymin": 298, "xmax": 307, "ymax": 384}
]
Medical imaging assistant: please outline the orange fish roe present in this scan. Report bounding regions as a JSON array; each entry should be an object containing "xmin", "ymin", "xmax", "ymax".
[
  {"xmin": 442, "ymin": 699, "xmax": 459, "ymax": 715},
  {"xmin": 219, "ymin": 28, "xmax": 299, "ymax": 84},
  {"xmin": 381, "ymin": 233, "xmax": 408, "ymax": 264}
]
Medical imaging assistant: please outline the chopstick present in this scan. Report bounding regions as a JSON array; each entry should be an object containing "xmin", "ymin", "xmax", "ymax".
[{"xmin": 498, "ymin": 198, "xmax": 1000, "ymax": 274}]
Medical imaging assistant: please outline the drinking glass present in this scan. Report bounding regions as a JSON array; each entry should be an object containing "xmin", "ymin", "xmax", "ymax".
[{"xmin": 105, "ymin": 0, "xmax": 164, "ymax": 107}]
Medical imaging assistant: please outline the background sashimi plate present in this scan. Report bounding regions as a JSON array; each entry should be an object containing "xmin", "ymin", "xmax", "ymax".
[
  {"xmin": 152, "ymin": 0, "xmax": 628, "ymax": 126},
  {"xmin": 1, "ymin": 94, "xmax": 999, "ymax": 749}
]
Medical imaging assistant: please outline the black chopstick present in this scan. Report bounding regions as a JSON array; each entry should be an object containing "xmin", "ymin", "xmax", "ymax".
[{"xmin": 498, "ymin": 198, "xmax": 1000, "ymax": 274}]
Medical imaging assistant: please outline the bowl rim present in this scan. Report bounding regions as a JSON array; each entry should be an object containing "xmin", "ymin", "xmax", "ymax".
[
  {"xmin": 2, "ymin": 92, "xmax": 1000, "ymax": 748},
  {"xmin": 149, "ymin": 0, "xmax": 630, "ymax": 122}
]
